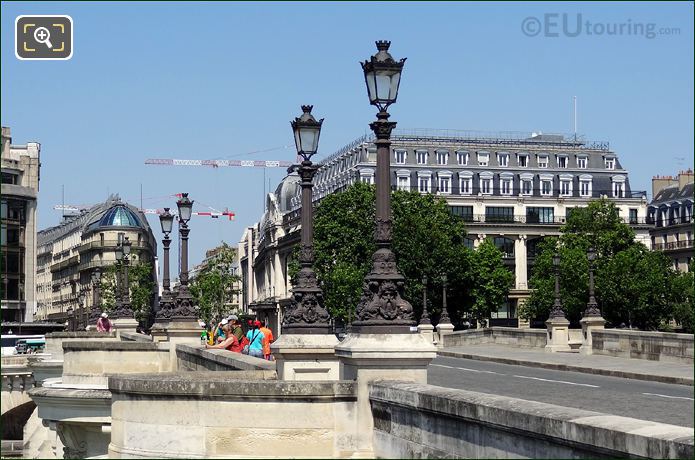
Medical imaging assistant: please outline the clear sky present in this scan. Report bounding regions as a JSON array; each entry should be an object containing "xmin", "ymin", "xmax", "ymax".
[{"xmin": 2, "ymin": 1, "xmax": 693, "ymax": 269}]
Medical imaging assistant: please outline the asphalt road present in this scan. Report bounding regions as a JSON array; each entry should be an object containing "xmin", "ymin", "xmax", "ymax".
[{"xmin": 428, "ymin": 355, "xmax": 694, "ymax": 428}]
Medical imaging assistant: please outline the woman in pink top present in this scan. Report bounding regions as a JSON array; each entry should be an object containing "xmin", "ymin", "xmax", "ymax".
[{"xmin": 96, "ymin": 313, "xmax": 112, "ymax": 332}]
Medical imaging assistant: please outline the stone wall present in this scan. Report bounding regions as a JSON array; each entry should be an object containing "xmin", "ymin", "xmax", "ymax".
[
  {"xmin": 592, "ymin": 329, "xmax": 694, "ymax": 364},
  {"xmin": 175, "ymin": 344, "xmax": 276, "ymax": 372},
  {"xmin": 442, "ymin": 327, "xmax": 547, "ymax": 348},
  {"xmin": 370, "ymin": 381, "xmax": 694, "ymax": 459},
  {"xmin": 62, "ymin": 341, "xmax": 171, "ymax": 385},
  {"xmin": 45, "ymin": 331, "xmax": 118, "ymax": 361},
  {"xmin": 108, "ymin": 373, "xmax": 358, "ymax": 458}
]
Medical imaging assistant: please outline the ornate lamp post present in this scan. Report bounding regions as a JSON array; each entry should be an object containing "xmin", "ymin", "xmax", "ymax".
[
  {"xmin": 583, "ymin": 247, "xmax": 601, "ymax": 317},
  {"xmin": 157, "ymin": 208, "xmax": 175, "ymax": 320},
  {"xmin": 78, "ymin": 292, "xmax": 86, "ymax": 330},
  {"xmin": 88, "ymin": 268, "xmax": 102, "ymax": 324},
  {"xmin": 173, "ymin": 194, "xmax": 196, "ymax": 318},
  {"xmin": 121, "ymin": 236, "xmax": 132, "ymax": 315},
  {"xmin": 440, "ymin": 274, "xmax": 451, "ymax": 324},
  {"xmin": 352, "ymin": 40, "xmax": 414, "ymax": 333},
  {"xmin": 282, "ymin": 105, "xmax": 331, "ymax": 334},
  {"xmin": 419, "ymin": 276, "xmax": 430, "ymax": 325},
  {"xmin": 115, "ymin": 240, "xmax": 124, "ymax": 313},
  {"xmin": 549, "ymin": 253, "xmax": 566, "ymax": 319},
  {"xmin": 66, "ymin": 305, "xmax": 74, "ymax": 332}
]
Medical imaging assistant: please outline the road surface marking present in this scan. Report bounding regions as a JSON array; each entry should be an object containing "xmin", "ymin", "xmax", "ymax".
[
  {"xmin": 642, "ymin": 392, "xmax": 694, "ymax": 401},
  {"xmin": 431, "ymin": 364, "xmax": 505, "ymax": 375},
  {"xmin": 513, "ymin": 375, "xmax": 599, "ymax": 388}
]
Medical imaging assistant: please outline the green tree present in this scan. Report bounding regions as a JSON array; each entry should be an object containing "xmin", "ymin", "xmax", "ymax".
[
  {"xmin": 296, "ymin": 182, "xmax": 510, "ymax": 324},
  {"xmin": 525, "ymin": 199, "xmax": 680, "ymax": 329},
  {"xmin": 671, "ymin": 261, "xmax": 694, "ymax": 333},
  {"xmin": 190, "ymin": 243, "xmax": 241, "ymax": 324},
  {"xmin": 97, "ymin": 259, "xmax": 155, "ymax": 322},
  {"xmin": 468, "ymin": 239, "xmax": 515, "ymax": 327}
]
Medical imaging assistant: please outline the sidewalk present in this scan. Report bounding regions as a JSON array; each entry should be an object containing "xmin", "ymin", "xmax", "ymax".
[{"xmin": 438, "ymin": 344, "xmax": 694, "ymax": 386}]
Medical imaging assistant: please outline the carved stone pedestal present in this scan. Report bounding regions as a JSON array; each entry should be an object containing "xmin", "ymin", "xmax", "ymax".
[
  {"xmin": 579, "ymin": 315, "xmax": 606, "ymax": 355},
  {"xmin": 417, "ymin": 322, "xmax": 435, "ymax": 346},
  {"xmin": 111, "ymin": 317, "xmax": 138, "ymax": 336},
  {"xmin": 545, "ymin": 316, "xmax": 572, "ymax": 352},
  {"xmin": 335, "ymin": 333, "xmax": 436, "ymax": 457},
  {"xmin": 271, "ymin": 333, "xmax": 340, "ymax": 381},
  {"xmin": 435, "ymin": 321, "xmax": 455, "ymax": 348}
]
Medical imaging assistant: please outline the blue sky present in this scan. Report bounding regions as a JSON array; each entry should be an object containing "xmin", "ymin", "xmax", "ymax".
[{"xmin": 2, "ymin": 1, "xmax": 693, "ymax": 268}]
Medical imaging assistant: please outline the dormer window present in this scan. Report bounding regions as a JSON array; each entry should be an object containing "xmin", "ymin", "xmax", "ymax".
[
  {"xmin": 416, "ymin": 150, "xmax": 428, "ymax": 165},
  {"xmin": 557, "ymin": 155, "xmax": 568, "ymax": 168},
  {"xmin": 605, "ymin": 158, "xmax": 615, "ymax": 170},
  {"xmin": 456, "ymin": 151, "xmax": 469, "ymax": 166},
  {"xmin": 538, "ymin": 155, "xmax": 548, "ymax": 168},
  {"xmin": 394, "ymin": 150, "xmax": 407, "ymax": 165},
  {"xmin": 436, "ymin": 151, "xmax": 449, "ymax": 165},
  {"xmin": 498, "ymin": 153, "xmax": 509, "ymax": 167},
  {"xmin": 577, "ymin": 156, "xmax": 587, "ymax": 169},
  {"xmin": 477, "ymin": 152, "xmax": 489, "ymax": 167},
  {"xmin": 518, "ymin": 154, "xmax": 528, "ymax": 168}
]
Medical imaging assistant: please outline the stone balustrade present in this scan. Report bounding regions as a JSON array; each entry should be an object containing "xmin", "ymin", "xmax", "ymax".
[
  {"xmin": 592, "ymin": 329, "xmax": 694, "ymax": 364},
  {"xmin": 107, "ymin": 372, "xmax": 358, "ymax": 458},
  {"xmin": 442, "ymin": 327, "xmax": 547, "ymax": 348},
  {"xmin": 370, "ymin": 381, "xmax": 694, "ymax": 459}
]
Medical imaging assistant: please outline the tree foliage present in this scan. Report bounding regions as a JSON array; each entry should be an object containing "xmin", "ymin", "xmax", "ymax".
[
  {"xmin": 468, "ymin": 239, "xmax": 515, "ymax": 327},
  {"xmin": 525, "ymin": 199, "xmax": 687, "ymax": 330},
  {"xmin": 190, "ymin": 243, "xmax": 241, "ymax": 324},
  {"xmin": 98, "ymin": 257, "xmax": 155, "ymax": 322},
  {"xmin": 298, "ymin": 182, "xmax": 512, "ymax": 324}
]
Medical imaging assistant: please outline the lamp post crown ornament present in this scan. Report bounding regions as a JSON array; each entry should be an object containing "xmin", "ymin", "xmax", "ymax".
[{"xmin": 282, "ymin": 106, "xmax": 331, "ymax": 334}]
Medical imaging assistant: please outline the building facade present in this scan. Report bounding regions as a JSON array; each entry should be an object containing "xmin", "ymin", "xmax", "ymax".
[
  {"xmin": 240, "ymin": 130, "xmax": 651, "ymax": 329},
  {"xmin": 648, "ymin": 170, "xmax": 694, "ymax": 272},
  {"xmin": 1, "ymin": 126, "xmax": 41, "ymax": 323},
  {"xmin": 35, "ymin": 196, "xmax": 158, "ymax": 327}
]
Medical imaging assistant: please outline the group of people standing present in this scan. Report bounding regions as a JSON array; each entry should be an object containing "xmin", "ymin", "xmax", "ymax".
[{"xmin": 204, "ymin": 315, "xmax": 274, "ymax": 360}]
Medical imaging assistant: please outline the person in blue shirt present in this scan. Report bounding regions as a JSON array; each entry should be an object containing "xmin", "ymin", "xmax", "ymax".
[{"xmin": 245, "ymin": 320, "xmax": 265, "ymax": 358}]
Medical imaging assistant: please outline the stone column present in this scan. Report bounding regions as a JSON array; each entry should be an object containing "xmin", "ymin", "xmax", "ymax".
[{"xmin": 514, "ymin": 234, "xmax": 528, "ymax": 290}]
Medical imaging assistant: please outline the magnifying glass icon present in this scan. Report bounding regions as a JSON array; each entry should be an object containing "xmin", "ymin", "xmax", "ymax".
[{"xmin": 33, "ymin": 27, "xmax": 53, "ymax": 49}]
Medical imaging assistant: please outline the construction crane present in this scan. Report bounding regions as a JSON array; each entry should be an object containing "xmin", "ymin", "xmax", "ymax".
[
  {"xmin": 144, "ymin": 158, "xmax": 294, "ymax": 168},
  {"xmin": 53, "ymin": 205, "xmax": 235, "ymax": 220}
]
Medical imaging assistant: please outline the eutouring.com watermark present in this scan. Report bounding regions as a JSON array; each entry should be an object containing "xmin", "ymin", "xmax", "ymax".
[{"xmin": 522, "ymin": 13, "xmax": 680, "ymax": 39}]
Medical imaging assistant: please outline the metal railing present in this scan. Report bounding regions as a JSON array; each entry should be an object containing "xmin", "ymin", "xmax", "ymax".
[
  {"xmin": 652, "ymin": 240, "xmax": 694, "ymax": 251},
  {"xmin": 391, "ymin": 185, "xmax": 647, "ymax": 200},
  {"xmin": 77, "ymin": 239, "xmax": 151, "ymax": 253},
  {"xmin": 652, "ymin": 216, "xmax": 694, "ymax": 228}
]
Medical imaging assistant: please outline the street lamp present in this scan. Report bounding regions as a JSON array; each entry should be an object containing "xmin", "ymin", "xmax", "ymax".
[
  {"xmin": 549, "ymin": 253, "xmax": 566, "ymax": 319},
  {"xmin": 419, "ymin": 276, "xmax": 431, "ymax": 325},
  {"xmin": 156, "ymin": 208, "xmax": 175, "ymax": 321},
  {"xmin": 89, "ymin": 268, "xmax": 102, "ymax": 325},
  {"xmin": 121, "ymin": 237, "xmax": 132, "ymax": 316},
  {"xmin": 66, "ymin": 305, "xmax": 74, "ymax": 332},
  {"xmin": 583, "ymin": 247, "xmax": 601, "ymax": 317},
  {"xmin": 78, "ymin": 292, "xmax": 85, "ymax": 330},
  {"xmin": 115, "ymin": 240, "xmax": 124, "ymax": 314},
  {"xmin": 282, "ymin": 106, "xmax": 331, "ymax": 334},
  {"xmin": 352, "ymin": 41, "xmax": 414, "ymax": 333},
  {"xmin": 440, "ymin": 274, "xmax": 451, "ymax": 324},
  {"xmin": 173, "ymin": 194, "xmax": 196, "ymax": 318}
]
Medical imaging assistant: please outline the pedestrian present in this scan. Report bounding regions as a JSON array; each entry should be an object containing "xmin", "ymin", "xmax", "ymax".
[
  {"xmin": 205, "ymin": 324, "xmax": 242, "ymax": 353},
  {"xmin": 214, "ymin": 318, "xmax": 229, "ymax": 343},
  {"xmin": 228, "ymin": 315, "xmax": 244, "ymax": 342},
  {"xmin": 259, "ymin": 320, "xmax": 274, "ymax": 360},
  {"xmin": 96, "ymin": 313, "xmax": 112, "ymax": 332},
  {"xmin": 244, "ymin": 320, "xmax": 265, "ymax": 358}
]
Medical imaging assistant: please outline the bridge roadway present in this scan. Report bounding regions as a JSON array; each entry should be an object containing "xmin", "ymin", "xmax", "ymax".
[{"xmin": 428, "ymin": 355, "xmax": 694, "ymax": 428}]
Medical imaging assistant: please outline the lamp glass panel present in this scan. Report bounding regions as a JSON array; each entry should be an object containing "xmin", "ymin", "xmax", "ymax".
[{"xmin": 299, "ymin": 126, "xmax": 320, "ymax": 154}]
